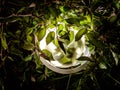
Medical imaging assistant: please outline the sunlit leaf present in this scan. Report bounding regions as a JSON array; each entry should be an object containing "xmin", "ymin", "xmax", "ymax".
[
  {"xmin": 59, "ymin": 56, "xmax": 72, "ymax": 64},
  {"xmin": 80, "ymin": 20, "xmax": 88, "ymax": 25},
  {"xmin": 53, "ymin": 38, "xmax": 59, "ymax": 47},
  {"xmin": 58, "ymin": 24, "xmax": 63, "ymax": 31},
  {"xmin": 75, "ymin": 28, "xmax": 87, "ymax": 41},
  {"xmin": 37, "ymin": 28, "xmax": 46, "ymax": 41},
  {"xmin": 69, "ymin": 31, "xmax": 74, "ymax": 42},
  {"xmin": 47, "ymin": 24, "xmax": 55, "ymax": 29},
  {"xmin": 60, "ymin": 6, "xmax": 64, "ymax": 13},
  {"xmin": 46, "ymin": 31, "xmax": 55, "ymax": 45}
]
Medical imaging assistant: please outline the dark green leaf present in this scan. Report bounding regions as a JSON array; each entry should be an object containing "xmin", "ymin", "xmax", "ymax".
[
  {"xmin": 77, "ymin": 56, "xmax": 92, "ymax": 61},
  {"xmin": 46, "ymin": 31, "xmax": 55, "ymax": 45},
  {"xmin": 58, "ymin": 40, "xmax": 66, "ymax": 54},
  {"xmin": 110, "ymin": 16, "xmax": 117, "ymax": 23},
  {"xmin": 49, "ymin": 7, "xmax": 57, "ymax": 17},
  {"xmin": 87, "ymin": 32, "xmax": 104, "ymax": 48},
  {"xmin": 75, "ymin": 28, "xmax": 87, "ymax": 41},
  {"xmin": 66, "ymin": 18, "xmax": 80, "ymax": 25}
]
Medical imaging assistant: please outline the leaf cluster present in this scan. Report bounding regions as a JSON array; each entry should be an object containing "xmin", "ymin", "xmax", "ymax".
[{"xmin": 0, "ymin": 0, "xmax": 120, "ymax": 90}]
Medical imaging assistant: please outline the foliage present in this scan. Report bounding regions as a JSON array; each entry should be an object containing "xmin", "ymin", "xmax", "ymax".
[{"xmin": 0, "ymin": 0, "xmax": 120, "ymax": 90}]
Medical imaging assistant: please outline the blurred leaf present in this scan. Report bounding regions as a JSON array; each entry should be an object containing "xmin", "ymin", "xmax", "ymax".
[
  {"xmin": 111, "ymin": 50, "xmax": 119, "ymax": 65},
  {"xmin": 75, "ymin": 28, "xmax": 87, "ymax": 41},
  {"xmin": 87, "ymin": 32, "xmax": 104, "ymax": 48},
  {"xmin": 69, "ymin": 31, "xmax": 74, "ymax": 42},
  {"xmin": 17, "ymin": 7, "xmax": 26, "ymax": 14},
  {"xmin": 49, "ymin": 7, "xmax": 57, "ymax": 17},
  {"xmin": 99, "ymin": 62, "xmax": 107, "ymax": 69},
  {"xmin": 66, "ymin": 18, "xmax": 80, "ymax": 25},
  {"xmin": 23, "ymin": 42, "xmax": 34, "ymax": 50},
  {"xmin": 77, "ymin": 56, "xmax": 92, "ymax": 61},
  {"xmin": 46, "ymin": 31, "xmax": 55, "ymax": 45},
  {"xmin": 26, "ymin": 28, "xmax": 33, "ymax": 35},
  {"xmin": 58, "ymin": 24, "xmax": 63, "ymax": 31},
  {"xmin": 60, "ymin": 6, "xmax": 65, "ymax": 13},
  {"xmin": 1, "ymin": 35, "xmax": 8, "ymax": 50},
  {"xmin": 26, "ymin": 35, "xmax": 33, "ymax": 42},
  {"xmin": 47, "ymin": 24, "xmax": 55, "ymax": 29},
  {"xmin": 110, "ymin": 15, "xmax": 117, "ymax": 23},
  {"xmin": 58, "ymin": 40, "xmax": 66, "ymax": 53},
  {"xmin": 34, "ymin": 53, "xmax": 42, "ymax": 69},
  {"xmin": 24, "ymin": 55, "xmax": 32, "ymax": 61},
  {"xmin": 7, "ymin": 56, "xmax": 14, "ymax": 61},
  {"xmin": 36, "ymin": 28, "xmax": 46, "ymax": 41},
  {"xmin": 66, "ymin": 48, "xmax": 75, "ymax": 58},
  {"xmin": 53, "ymin": 38, "xmax": 59, "ymax": 47},
  {"xmin": 80, "ymin": 20, "xmax": 88, "ymax": 25},
  {"xmin": 41, "ymin": 49, "xmax": 54, "ymax": 60},
  {"xmin": 59, "ymin": 56, "xmax": 72, "ymax": 64}
]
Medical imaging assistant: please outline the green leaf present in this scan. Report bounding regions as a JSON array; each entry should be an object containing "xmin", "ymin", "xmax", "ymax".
[
  {"xmin": 99, "ymin": 62, "xmax": 107, "ymax": 69},
  {"xmin": 53, "ymin": 38, "xmax": 59, "ymax": 47},
  {"xmin": 41, "ymin": 49, "xmax": 53, "ymax": 60},
  {"xmin": 59, "ymin": 56, "xmax": 72, "ymax": 64},
  {"xmin": 26, "ymin": 35, "xmax": 33, "ymax": 42},
  {"xmin": 1, "ymin": 35, "xmax": 8, "ymax": 50},
  {"xmin": 47, "ymin": 24, "xmax": 55, "ymax": 29},
  {"xmin": 46, "ymin": 31, "xmax": 55, "ymax": 45},
  {"xmin": 75, "ymin": 28, "xmax": 87, "ymax": 41},
  {"xmin": 69, "ymin": 31, "xmax": 74, "ymax": 42},
  {"xmin": 60, "ymin": 6, "xmax": 64, "ymax": 13},
  {"xmin": 37, "ymin": 28, "xmax": 46, "ymax": 41},
  {"xmin": 58, "ymin": 24, "xmax": 63, "ymax": 31},
  {"xmin": 23, "ymin": 42, "xmax": 34, "ymax": 50},
  {"xmin": 111, "ymin": 50, "xmax": 119, "ymax": 65},
  {"xmin": 26, "ymin": 28, "xmax": 33, "ymax": 35},
  {"xmin": 24, "ymin": 55, "xmax": 32, "ymax": 61}
]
